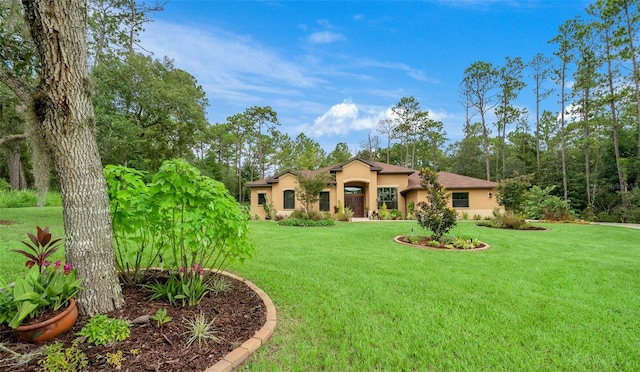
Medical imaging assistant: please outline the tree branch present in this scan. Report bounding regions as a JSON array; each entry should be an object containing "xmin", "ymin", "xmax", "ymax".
[
  {"xmin": 0, "ymin": 133, "xmax": 28, "ymax": 146},
  {"xmin": 0, "ymin": 68, "xmax": 33, "ymax": 104}
]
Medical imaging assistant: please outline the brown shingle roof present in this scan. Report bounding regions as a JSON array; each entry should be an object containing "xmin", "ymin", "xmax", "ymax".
[
  {"xmin": 247, "ymin": 158, "xmax": 497, "ymax": 191},
  {"xmin": 403, "ymin": 171, "xmax": 497, "ymax": 193}
]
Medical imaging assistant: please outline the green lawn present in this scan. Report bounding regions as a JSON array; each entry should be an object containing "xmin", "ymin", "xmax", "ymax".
[{"xmin": 1, "ymin": 208, "xmax": 639, "ymax": 370}]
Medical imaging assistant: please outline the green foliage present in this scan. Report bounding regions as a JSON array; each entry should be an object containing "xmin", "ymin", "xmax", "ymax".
[
  {"xmin": 295, "ymin": 171, "xmax": 331, "ymax": 212},
  {"xmin": 106, "ymin": 350, "xmax": 126, "ymax": 368},
  {"xmin": 335, "ymin": 207, "xmax": 353, "ymax": 222},
  {"xmin": 209, "ymin": 275, "xmax": 231, "ymax": 294},
  {"xmin": 415, "ymin": 167, "xmax": 457, "ymax": 240},
  {"xmin": 524, "ymin": 185, "xmax": 574, "ymax": 221},
  {"xmin": 38, "ymin": 340, "xmax": 88, "ymax": 372},
  {"xmin": 0, "ymin": 178, "xmax": 11, "ymax": 192},
  {"xmin": 0, "ymin": 190, "xmax": 37, "ymax": 207},
  {"xmin": 278, "ymin": 218, "xmax": 336, "ymax": 227},
  {"xmin": 92, "ymin": 54, "xmax": 208, "ymax": 171},
  {"xmin": 150, "ymin": 308, "xmax": 173, "ymax": 328},
  {"xmin": 143, "ymin": 265, "xmax": 210, "ymax": 307},
  {"xmin": 478, "ymin": 208, "xmax": 530, "ymax": 230},
  {"xmin": 183, "ymin": 312, "xmax": 220, "ymax": 348},
  {"xmin": 389, "ymin": 209, "xmax": 403, "ymax": 220},
  {"xmin": 104, "ymin": 159, "xmax": 254, "ymax": 285},
  {"xmin": 407, "ymin": 201, "xmax": 415, "ymax": 218},
  {"xmin": 76, "ymin": 315, "xmax": 131, "ymax": 346},
  {"xmin": 378, "ymin": 202, "xmax": 389, "ymax": 220},
  {"xmin": 0, "ymin": 227, "xmax": 82, "ymax": 328},
  {"xmin": 0, "ymin": 190, "xmax": 61, "ymax": 208},
  {"xmin": 620, "ymin": 187, "xmax": 640, "ymax": 223},
  {"xmin": 262, "ymin": 197, "xmax": 275, "ymax": 220},
  {"xmin": 496, "ymin": 173, "xmax": 533, "ymax": 215}
]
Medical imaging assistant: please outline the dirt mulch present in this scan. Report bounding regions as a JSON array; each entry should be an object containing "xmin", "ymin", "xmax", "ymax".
[
  {"xmin": 0, "ymin": 274, "xmax": 266, "ymax": 371},
  {"xmin": 395, "ymin": 235, "xmax": 490, "ymax": 250}
]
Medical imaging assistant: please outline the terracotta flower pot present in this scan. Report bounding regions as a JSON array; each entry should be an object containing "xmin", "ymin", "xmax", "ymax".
[{"xmin": 14, "ymin": 298, "xmax": 79, "ymax": 343}]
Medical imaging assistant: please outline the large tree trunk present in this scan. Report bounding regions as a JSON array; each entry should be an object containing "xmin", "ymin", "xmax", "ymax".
[{"xmin": 21, "ymin": 0, "xmax": 124, "ymax": 315}]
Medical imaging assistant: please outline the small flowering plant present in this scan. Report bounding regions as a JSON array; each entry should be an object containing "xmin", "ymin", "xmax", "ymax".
[{"xmin": 0, "ymin": 227, "xmax": 83, "ymax": 329}]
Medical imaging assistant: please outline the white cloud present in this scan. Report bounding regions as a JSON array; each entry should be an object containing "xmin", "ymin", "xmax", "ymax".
[
  {"xmin": 305, "ymin": 100, "xmax": 391, "ymax": 137},
  {"xmin": 308, "ymin": 31, "xmax": 345, "ymax": 44},
  {"xmin": 140, "ymin": 22, "xmax": 321, "ymax": 98}
]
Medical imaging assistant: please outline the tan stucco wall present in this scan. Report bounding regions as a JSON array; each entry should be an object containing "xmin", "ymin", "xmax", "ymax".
[
  {"xmin": 374, "ymin": 173, "xmax": 409, "ymax": 216},
  {"xmin": 335, "ymin": 160, "xmax": 377, "ymax": 212},
  {"xmin": 404, "ymin": 188, "xmax": 500, "ymax": 219},
  {"xmin": 250, "ymin": 187, "xmax": 272, "ymax": 220}
]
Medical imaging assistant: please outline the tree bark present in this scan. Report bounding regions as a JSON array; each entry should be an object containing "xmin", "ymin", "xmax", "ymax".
[
  {"xmin": 21, "ymin": 0, "xmax": 124, "ymax": 315},
  {"xmin": 9, "ymin": 141, "xmax": 27, "ymax": 189}
]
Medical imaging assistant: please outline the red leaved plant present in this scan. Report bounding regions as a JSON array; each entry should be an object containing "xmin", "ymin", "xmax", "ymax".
[{"xmin": 13, "ymin": 226, "xmax": 62, "ymax": 273}]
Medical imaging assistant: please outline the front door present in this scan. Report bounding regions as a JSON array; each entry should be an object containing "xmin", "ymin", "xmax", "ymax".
[{"xmin": 344, "ymin": 195, "xmax": 364, "ymax": 217}]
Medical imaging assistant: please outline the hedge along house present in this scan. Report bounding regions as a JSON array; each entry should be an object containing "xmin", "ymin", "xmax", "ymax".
[{"xmin": 247, "ymin": 157, "xmax": 500, "ymax": 219}]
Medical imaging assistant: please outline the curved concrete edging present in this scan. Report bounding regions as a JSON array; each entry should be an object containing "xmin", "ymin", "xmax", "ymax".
[
  {"xmin": 205, "ymin": 271, "xmax": 276, "ymax": 372},
  {"xmin": 393, "ymin": 235, "xmax": 491, "ymax": 251}
]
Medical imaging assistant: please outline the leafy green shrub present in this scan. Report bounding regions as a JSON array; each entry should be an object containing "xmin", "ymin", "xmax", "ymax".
[
  {"xmin": 524, "ymin": 185, "xmax": 573, "ymax": 221},
  {"xmin": 477, "ymin": 209, "xmax": 530, "ymax": 229},
  {"xmin": 459, "ymin": 211, "xmax": 469, "ymax": 220},
  {"xmin": 0, "ymin": 190, "xmax": 37, "ymax": 208},
  {"xmin": 415, "ymin": 167, "xmax": 457, "ymax": 240},
  {"xmin": 274, "ymin": 214, "xmax": 286, "ymax": 221},
  {"xmin": 378, "ymin": 202, "xmax": 389, "ymax": 220},
  {"xmin": 290, "ymin": 209, "xmax": 308, "ymax": 219},
  {"xmin": 497, "ymin": 173, "xmax": 532, "ymax": 215},
  {"xmin": 389, "ymin": 209, "xmax": 403, "ymax": 220},
  {"xmin": 278, "ymin": 218, "xmax": 335, "ymax": 227},
  {"xmin": 38, "ymin": 340, "xmax": 88, "ymax": 372},
  {"xmin": 104, "ymin": 160, "xmax": 254, "ymax": 285},
  {"xmin": 262, "ymin": 197, "xmax": 275, "ymax": 220},
  {"xmin": 473, "ymin": 214, "xmax": 482, "ymax": 220},
  {"xmin": 335, "ymin": 207, "xmax": 353, "ymax": 222},
  {"xmin": 76, "ymin": 314, "xmax": 131, "ymax": 346},
  {"xmin": 407, "ymin": 201, "xmax": 415, "ymax": 218},
  {"xmin": 306, "ymin": 210, "xmax": 324, "ymax": 221},
  {"xmin": 0, "ymin": 178, "xmax": 11, "ymax": 192}
]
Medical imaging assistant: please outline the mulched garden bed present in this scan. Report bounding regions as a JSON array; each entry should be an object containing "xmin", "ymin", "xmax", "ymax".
[
  {"xmin": 395, "ymin": 235, "xmax": 490, "ymax": 250},
  {"xmin": 0, "ymin": 274, "xmax": 266, "ymax": 371}
]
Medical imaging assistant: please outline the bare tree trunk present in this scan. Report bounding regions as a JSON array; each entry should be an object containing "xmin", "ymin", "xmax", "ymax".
[
  {"xmin": 603, "ymin": 26, "xmax": 628, "ymax": 208},
  {"xmin": 21, "ymin": 0, "xmax": 124, "ymax": 315},
  {"xmin": 9, "ymin": 141, "xmax": 27, "ymax": 189}
]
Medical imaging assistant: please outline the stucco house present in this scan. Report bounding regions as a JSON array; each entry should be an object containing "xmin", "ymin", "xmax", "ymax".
[{"xmin": 247, "ymin": 157, "xmax": 500, "ymax": 219}]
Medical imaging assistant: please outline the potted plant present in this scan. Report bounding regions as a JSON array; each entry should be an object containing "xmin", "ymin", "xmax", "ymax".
[{"xmin": 0, "ymin": 226, "xmax": 83, "ymax": 342}]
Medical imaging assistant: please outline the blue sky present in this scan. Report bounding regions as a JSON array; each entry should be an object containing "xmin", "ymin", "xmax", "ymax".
[{"xmin": 140, "ymin": 0, "xmax": 590, "ymax": 153}]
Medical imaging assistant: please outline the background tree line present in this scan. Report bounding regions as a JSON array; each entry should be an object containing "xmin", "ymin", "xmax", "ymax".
[{"xmin": 1, "ymin": 0, "xmax": 639, "ymax": 222}]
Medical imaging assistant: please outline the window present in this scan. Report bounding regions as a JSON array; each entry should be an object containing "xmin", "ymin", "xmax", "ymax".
[
  {"xmin": 344, "ymin": 186, "xmax": 363, "ymax": 195},
  {"xmin": 452, "ymin": 192, "xmax": 469, "ymax": 208},
  {"xmin": 257, "ymin": 193, "xmax": 266, "ymax": 206},
  {"xmin": 284, "ymin": 190, "xmax": 295, "ymax": 209},
  {"xmin": 319, "ymin": 191, "xmax": 330, "ymax": 212},
  {"xmin": 377, "ymin": 187, "xmax": 398, "ymax": 209}
]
